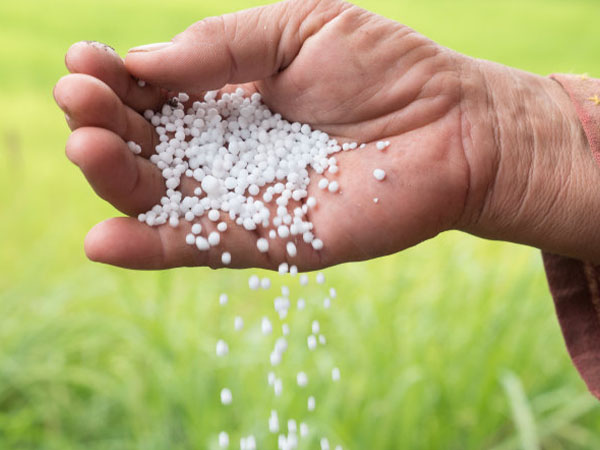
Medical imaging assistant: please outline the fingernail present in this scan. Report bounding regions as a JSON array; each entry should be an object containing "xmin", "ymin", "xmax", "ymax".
[{"xmin": 128, "ymin": 42, "xmax": 173, "ymax": 53}]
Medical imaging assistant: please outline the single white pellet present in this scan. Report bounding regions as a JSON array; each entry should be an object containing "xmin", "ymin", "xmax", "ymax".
[
  {"xmin": 320, "ymin": 437, "xmax": 330, "ymax": 450},
  {"xmin": 306, "ymin": 197, "xmax": 317, "ymax": 208},
  {"xmin": 373, "ymin": 197, "xmax": 379, "ymax": 203},
  {"xmin": 261, "ymin": 317, "xmax": 273, "ymax": 335},
  {"xmin": 318, "ymin": 178, "xmax": 329, "ymax": 190},
  {"xmin": 335, "ymin": 446, "xmax": 343, "ymax": 450},
  {"xmin": 328, "ymin": 181, "xmax": 339, "ymax": 193},
  {"xmin": 234, "ymin": 316, "xmax": 244, "ymax": 331},
  {"xmin": 257, "ymin": 238, "xmax": 269, "ymax": 253},
  {"xmin": 312, "ymin": 239, "xmax": 323, "ymax": 250},
  {"xmin": 300, "ymin": 422, "xmax": 309, "ymax": 437},
  {"xmin": 329, "ymin": 287, "xmax": 337, "ymax": 298},
  {"xmin": 261, "ymin": 277, "xmax": 271, "ymax": 289},
  {"xmin": 281, "ymin": 286, "xmax": 290, "ymax": 297},
  {"xmin": 299, "ymin": 274, "xmax": 309, "ymax": 286},
  {"xmin": 319, "ymin": 334, "xmax": 327, "ymax": 345},
  {"xmin": 268, "ymin": 371, "xmax": 276, "ymax": 386},
  {"xmin": 323, "ymin": 297, "xmax": 331, "ymax": 308},
  {"xmin": 376, "ymin": 141, "xmax": 390, "ymax": 150},
  {"xmin": 196, "ymin": 236, "xmax": 210, "ymax": 251},
  {"xmin": 278, "ymin": 262, "xmax": 289, "ymax": 275},
  {"xmin": 288, "ymin": 419, "xmax": 297, "ymax": 434},
  {"xmin": 307, "ymin": 396, "xmax": 315, "ymax": 411},
  {"xmin": 297, "ymin": 372, "xmax": 308, "ymax": 387},
  {"xmin": 274, "ymin": 378, "xmax": 283, "ymax": 396},
  {"xmin": 218, "ymin": 431, "xmax": 229, "ymax": 448},
  {"xmin": 185, "ymin": 233, "xmax": 195, "ymax": 245},
  {"xmin": 269, "ymin": 229, "xmax": 277, "ymax": 239},
  {"xmin": 332, "ymin": 367, "xmax": 341, "ymax": 381},
  {"xmin": 286, "ymin": 242, "xmax": 297, "ymax": 257},
  {"xmin": 297, "ymin": 298, "xmax": 306, "ymax": 310},
  {"xmin": 220, "ymin": 388, "xmax": 232, "ymax": 405},
  {"xmin": 248, "ymin": 275, "xmax": 260, "ymax": 290},
  {"xmin": 191, "ymin": 223, "xmax": 202, "ymax": 235},
  {"xmin": 137, "ymin": 79, "xmax": 146, "ymax": 88},
  {"xmin": 221, "ymin": 252, "xmax": 231, "ymax": 265},
  {"xmin": 219, "ymin": 293, "xmax": 228, "ymax": 306},
  {"xmin": 269, "ymin": 410, "xmax": 279, "ymax": 433},
  {"xmin": 312, "ymin": 320, "xmax": 320, "ymax": 334},
  {"xmin": 373, "ymin": 168, "xmax": 386, "ymax": 181},
  {"xmin": 217, "ymin": 221, "xmax": 228, "ymax": 232},
  {"xmin": 277, "ymin": 225, "xmax": 290, "ymax": 239},
  {"xmin": 208, "ymin": 231, "xmax": 220, "ymax": 246},
  {"xmin": 270, "ymin": 351, "xmax": 282, "ymax": 366},
  {"xmin": 216, "ymin": 339, "xmax": 229, "ymax": 357},
  {"xmin": 208, "ymin": 209, "xmax": 220, "ymax": 221},
  {"xmin": 307, "ymin": 335, "xmax": 317, "ymax": 350},
  {"xmin": 290, "ymin": 265, "xmax": 298, "ymax": 276},
  {"xmin": 316, "ymin": 272, "xmax": 325, "ymax": 284},
  {"xmin": 282, "ymin": 323, "xmax": 290, "ymax": 336}
]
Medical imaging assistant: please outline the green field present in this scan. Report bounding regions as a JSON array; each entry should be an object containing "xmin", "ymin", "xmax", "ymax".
[{"xmin": 1, "ymin": 0, "xmax": 600, "ymax": 448}]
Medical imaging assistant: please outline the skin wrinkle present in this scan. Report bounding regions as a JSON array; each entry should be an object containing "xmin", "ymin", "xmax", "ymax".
[
  {"xmin": 472, "ymin": 62, "xmax": 502, "ymax": 230},
  {"xmin": 219, "ymin": 15, "xmax": 240, "ymax": 86}
]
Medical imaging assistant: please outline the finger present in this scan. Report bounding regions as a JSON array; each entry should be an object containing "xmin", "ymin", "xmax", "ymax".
[
  {"xmin": 65, "ymin": 40, "xmax": 166, "ymax": 112},
  {"xmin": 66, "ymin": 127, "xmax": 166, "ymax": 216},
  {"xmin": 84, "ymin": 205, "xmax": 323, "ymax": 270},
  {"xmin": 54, "ymin": 74, "xmax": 158, "ymax": 158},
  {"xmin": 124, "ymin": 0, "xmax": 348, "ymax": 94}
]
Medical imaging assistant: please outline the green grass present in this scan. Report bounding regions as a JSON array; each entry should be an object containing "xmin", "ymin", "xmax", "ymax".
[{"xmin": 1, "ymin": 0, "xmax": 600, "ymax": 448}]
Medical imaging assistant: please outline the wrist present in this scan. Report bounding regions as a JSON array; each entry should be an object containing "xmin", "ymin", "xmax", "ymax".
[{"xmin": 458, "ymin": 58, "xmax": 600, "ymax": 262}]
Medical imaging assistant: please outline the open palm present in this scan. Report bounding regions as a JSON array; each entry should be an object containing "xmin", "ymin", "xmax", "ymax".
[{"xmin": 54, "ymin": 0, "xmax": 472, "ymax": 270}]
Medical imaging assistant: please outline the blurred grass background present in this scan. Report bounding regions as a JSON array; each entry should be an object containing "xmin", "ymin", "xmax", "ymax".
[{"xmin": 1, "ymin": 0, "xmax": 600, "ymax": 448}]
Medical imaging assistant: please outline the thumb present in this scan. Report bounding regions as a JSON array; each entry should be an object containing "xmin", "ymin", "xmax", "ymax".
[{"xmin": 124, "ymin": 0, "xmax": 346, "ymax": 94}]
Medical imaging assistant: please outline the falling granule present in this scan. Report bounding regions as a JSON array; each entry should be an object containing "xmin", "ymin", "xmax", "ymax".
[
  {"xmin": 220, "ymin": 388, "xmax": 232, "ymax": 405},
  {"xmin": 261, "ymin": 317, "xmax": 273, "ymax": 335},
  {"xmin": 234, "ymin": 316, "xmax": 244, "ymax": 331},
  {"xmin": 248, "ymin": 275, "xmax": 260, "ymax": 290},
  {"xmin": 260, "ymin": 277, "xmax": 271, "ymax": 289},
  {"xmin": 307, "ymin": 335, "xmax": 317, "ymax": 350},
  {"xmin": 308, "ymin": 396, "xmax": 316, "ymax": 411},
  {"xmin": 297, "ymin": 371, "xmax": 308, "ymax": 387},
  {"xmin": 216, "ymin": 339, "xmax": 229, "ymax": 357},
  {"xmin": 332, "ymin": 367, "xmax": 341, "ymax": 381},
  {"xmin": 269, "ymin": 410, "xmax": 279, "ymax": 433},
  {"xmin": 300, "ymin": 422, "xmax": 309, "ymax": 437},
  {"xmin": 218, "ymin": 431, "xmax": 229, "ymax": 448},
  {"xmin": 321, "ymin": 437, "xmax": 330, "ymax": 450},
  {"xmin": 316, "ymin": 273, "xmax": 325, "ymax": 284},
  {"xmin": 312, "ymin": 320, "xmax": 320, "ymax": 334},
  {"xmin": 219, "ymin": 293, "xmax": 228, "ymax": 306}
]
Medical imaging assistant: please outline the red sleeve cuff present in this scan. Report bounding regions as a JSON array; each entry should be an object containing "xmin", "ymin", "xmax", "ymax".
[{"xmin": 543, "ymin": 73, "xmax": 600, "ymax": 400}]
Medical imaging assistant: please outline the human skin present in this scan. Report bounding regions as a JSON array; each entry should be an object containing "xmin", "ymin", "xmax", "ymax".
[{"xmin": 52, "ymin": 0, "xmax": 600, "ymax": 270}]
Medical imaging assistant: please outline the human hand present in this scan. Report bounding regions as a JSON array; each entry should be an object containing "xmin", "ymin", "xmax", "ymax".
[{"xmin": 53, "ymin": 0, "xmax": 600, "ymax": 270}]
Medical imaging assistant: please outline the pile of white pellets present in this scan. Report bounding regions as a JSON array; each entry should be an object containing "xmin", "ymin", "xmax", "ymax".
[{"xmin": 131, "ymin": 87, "xmax": 391, "ymax": 449}]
